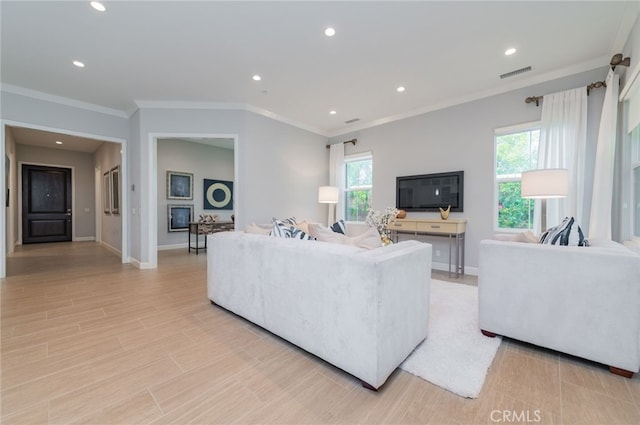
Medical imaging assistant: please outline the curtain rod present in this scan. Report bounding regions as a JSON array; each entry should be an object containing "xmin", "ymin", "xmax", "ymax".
[
  {"xmin": 326, "ymin": 138, "xmax": 357, "ymax": 149},
  {"xmin": 525, "ymin": 80, "xmax": 606, "ymax": 107}
]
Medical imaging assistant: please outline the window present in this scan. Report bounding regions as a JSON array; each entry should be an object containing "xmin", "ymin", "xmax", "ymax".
[
  {"xmin": 344, "ymin": 153, "xmax": 372, "ymax": 222},
  {"xmin": 495, "ymin": 124, "xmax": 540, "ymax": 230}
]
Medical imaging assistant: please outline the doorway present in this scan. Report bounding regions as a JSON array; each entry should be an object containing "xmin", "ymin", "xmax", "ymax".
[
  {"xmin": 1, "ymin": 122, "xmax": 129, "ymax": 279},
  {"xmin": 21, "ymin": 164, "xmax": 72, "ymax": 244}
]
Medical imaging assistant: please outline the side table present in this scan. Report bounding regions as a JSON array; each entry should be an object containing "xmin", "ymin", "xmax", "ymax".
[{"xmin": 188, "ymin": 221, "xmax": 234, "ymax": 254}]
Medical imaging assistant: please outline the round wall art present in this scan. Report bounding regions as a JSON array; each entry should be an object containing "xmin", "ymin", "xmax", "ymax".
[{"xmin": 204, "ymin": 179, "xmax": 233, "ymax": 210}]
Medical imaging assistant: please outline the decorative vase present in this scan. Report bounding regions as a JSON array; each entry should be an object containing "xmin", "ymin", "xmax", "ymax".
[
  {"xmin": 381, "ymin": 235, "xmax": 393, "ymax": 246},
  {"xmin": 439, "ymin": 205, "xmax": 451, "ymax": 220}
]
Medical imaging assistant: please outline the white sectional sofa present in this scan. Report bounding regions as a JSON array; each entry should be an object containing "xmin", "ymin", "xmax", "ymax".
[
  {"xmin": 207, "ymin": 231, "xmax": 432, "ymax": 390},
  {"xmin": 479, "ymin": 238, "xmax": 640, "ymax": 377}
]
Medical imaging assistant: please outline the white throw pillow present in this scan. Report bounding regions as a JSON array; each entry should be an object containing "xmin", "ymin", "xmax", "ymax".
[
  {"xmin": 514, "ymin": 230, "xmax": 539, "ymax": 243},
  {"xmin": 309, "ymin": 223, "xmax": 382, "ymax": 249},
  {"xmin": 245, "ymin": 223, "xmax": 272, "ymax": 235}
]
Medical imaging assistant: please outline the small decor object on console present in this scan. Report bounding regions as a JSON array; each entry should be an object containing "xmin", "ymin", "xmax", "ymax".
[
  {"xmin": 199, "ymin": 213, "xmax": 219, "ymax": 224},
  {"xmin": 396, "ymin": 209, "xmax": 407, "ymax": 219},
  {"xmin": 439, "ymin": 205, "xmax": 451, "ymax": 220},
  {"xmin": 366, "ymin": 207, "xmax": 399, "ymax": 242}
]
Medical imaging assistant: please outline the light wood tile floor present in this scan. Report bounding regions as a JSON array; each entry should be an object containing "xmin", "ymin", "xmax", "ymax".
[{"xmin": 2, "ymin": 242, "xmax": 639, "ymax": 424}]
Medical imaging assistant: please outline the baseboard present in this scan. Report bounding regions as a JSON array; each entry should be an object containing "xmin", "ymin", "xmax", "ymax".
[
  {"xmin": 100, "ymin": 241, "xmax": 122, "ymax": 256},
  {"xmin": 432, "ymin": 261, "xmax": 478, "ymax": 276},
  {"xmin": 127, "ymin": 257, "xmax": 140, "ymax": 268},
  {"xmin": 73, "ymin": 236, "xmax": 96, "ymax": 242},
  {"xmin": 158, "ymin": 243, "xmax": 188, "ymax": 251},
  {"xmin": 623, "ymin": 240, "xmax": 640, "ymax": 254}
]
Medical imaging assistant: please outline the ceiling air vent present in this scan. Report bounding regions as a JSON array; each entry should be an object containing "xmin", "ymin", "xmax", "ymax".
[
  {"xmin": 344, "ymin": 118, "xmax": 360, "ymax": 124},
  {"xmin": 500, "ymin": 66, "xmax": 532, "ymax": 79}
]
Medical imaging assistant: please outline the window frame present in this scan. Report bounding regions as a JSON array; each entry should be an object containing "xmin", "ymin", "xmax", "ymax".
[
  {"xmin": 343, "ymin": 151, "xmax": 373, "ymax": 223},
  {"xmin": 493, "ymin": 121, "xmax": 541, "ymax": 233}
]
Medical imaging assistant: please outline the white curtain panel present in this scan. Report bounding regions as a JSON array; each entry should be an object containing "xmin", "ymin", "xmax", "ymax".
[
  {"xmin": 589, "ymin": 69, "xmax": 619, "ymax": 240},
  {"xmin": 329, "ymin": 143, "xmax": 345, "ymax": 222},
  {"xmin": 536, "ymin": 87, "xmax": 588, "ymax": 233}
]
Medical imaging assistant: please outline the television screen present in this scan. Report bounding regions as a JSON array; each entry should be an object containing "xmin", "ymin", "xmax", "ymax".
[{"xmin": 396, "ymin": 171, "xmax": 464, "ymax": 212}]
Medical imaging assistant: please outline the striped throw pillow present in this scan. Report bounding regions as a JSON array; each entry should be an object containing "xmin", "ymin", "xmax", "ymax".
[
  {"xmin": 539, "ymin": 217, "xmax": 589, "ymax": 246},
  {"xmin": 330, "ymin": 219, "xmax": 346, "ymax": 234}
]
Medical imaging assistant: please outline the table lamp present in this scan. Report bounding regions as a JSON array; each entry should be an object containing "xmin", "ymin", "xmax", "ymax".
[
  {"xmin": 318, "ymin": 186, "xmax": 338, "ymax": 226},
  {"xmin": 521, "ymin": 168, "xmax": 569, "ymax": 232}
]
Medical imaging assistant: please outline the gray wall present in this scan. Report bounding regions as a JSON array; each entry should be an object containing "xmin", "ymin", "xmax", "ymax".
[
  {"xmin": 157, "ymin": 139, "xmax": 234, "ymax": 248},
  {"xmin": 130, "ymin": 107, "xmax": 327, "ymax": 266},
  {"xmin": 95, "ymin": 142, "xmax": 122, "ymax": 252},
  {"xmin": 242, "ymin": 112, "xmax": 328, "ymax": 224},
  {"xmin": 16, "ymin": 144, "xmax": 96, "ymax": 240},
  {"xmin": 4, "ymin": 127, "xmax": 17, "ymax": 252},
  {"xmin": 330, "ymin": 67, "xmax": 608, "ymax": 272}
]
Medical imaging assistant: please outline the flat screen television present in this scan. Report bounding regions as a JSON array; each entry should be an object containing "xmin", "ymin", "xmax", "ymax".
[{"xmin": 396, "ymin": 171, "xmax": 464, "ymax": 212}]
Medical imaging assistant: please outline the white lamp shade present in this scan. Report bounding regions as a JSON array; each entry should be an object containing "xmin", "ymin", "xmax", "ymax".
[
  {"xmin": 521, "ymin": 169, "xmax": 569, "ymax": 198},
  {"xmin": 318, "ymin": 186, "xmax": 339, "ymax": 203}
]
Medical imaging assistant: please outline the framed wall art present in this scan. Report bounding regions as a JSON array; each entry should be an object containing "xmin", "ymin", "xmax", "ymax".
[
  {"xmin": 203, "ymin": 179, "xmax": 233, "ymax": 210},
  {"xmin": 168, "ymin": 204, "xmax": 193, "ymax": 232},
  {"xmin": 103, "ymin": 171, "xmax": 111, "ymax": 214},
  {"xmin": 110, "ymin": 165, "xmax": 120, "ymax": 215},
  {"xmin": 167, "ymin": 171, "xmax": 193, "ymax": 200}
]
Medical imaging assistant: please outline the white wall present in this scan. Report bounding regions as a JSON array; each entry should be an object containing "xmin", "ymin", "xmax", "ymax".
[
  {"xmin": 330, "ymin": 67, "xmax": 608, "ymax": 272},
  {"xmin": 157, "ymin": 139, "xmax": 234, "ymax": 248},
  {"xmin": 16, "ymin": 144, "xmax": 97, "ymax": 240}
]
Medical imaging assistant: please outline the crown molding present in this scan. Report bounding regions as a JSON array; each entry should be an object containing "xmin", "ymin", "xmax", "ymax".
[
  {"xmin": 133, "ymin": 100, "xmax": 327, "ymax": 137},
  {"xmin": 0, "ymin": 84, "xmax": 130, "ymax": 119}
]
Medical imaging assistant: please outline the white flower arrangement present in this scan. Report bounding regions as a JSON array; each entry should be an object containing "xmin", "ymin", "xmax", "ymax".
[{"xmin": 365, "ymin": 207, "xmax": 399, "ymax": 238}]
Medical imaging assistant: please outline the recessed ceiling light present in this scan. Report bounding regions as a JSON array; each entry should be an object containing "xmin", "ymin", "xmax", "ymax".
[
  {"xmin": 324, "ymin": 27, "xmax": 336, "ymax": 37},
  {"xmin": 329, "ymin": 110, "xmax": 337, "ymax": 115},
  {"xmin": 397, "ymin": 86, "xmax": 406, "ymax": 92},
  {"xmin": 90, "ymin": 1, "xmax": 106, "ymax": 12},
  {"xmin": 55, "ymin": 141, "xmax": 63, "ymax": 145},
  {"xmin": 252, "ymin": 75, "xmax": 261, "ymax": 81},
  {"xmin": 505, "ymin": 48, "xmax": 517, "ymax": 56},
  {"xmin": 73, "ymin": 60, "xmax": 85, "ymax": 68}
]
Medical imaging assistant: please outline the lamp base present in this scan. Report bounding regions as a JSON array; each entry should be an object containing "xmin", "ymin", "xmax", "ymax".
[{"xmin": 541, "ymin": 199, "xmax": 547, "ymax": 233}]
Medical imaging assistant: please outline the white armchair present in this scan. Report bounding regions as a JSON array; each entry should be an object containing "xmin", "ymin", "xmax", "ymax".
[{"xmin": 478, "ymin": 238, "xmax": 640, "ymax": 378}]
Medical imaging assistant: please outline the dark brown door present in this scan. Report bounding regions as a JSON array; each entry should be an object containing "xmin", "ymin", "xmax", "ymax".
[{"xmin": 22, "ymin": 164, "xmax": 72, "ymax": 244}]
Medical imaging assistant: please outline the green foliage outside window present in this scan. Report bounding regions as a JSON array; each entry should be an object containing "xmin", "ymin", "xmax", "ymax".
[
  {"xmin": 345, "ymin": 157, "xmax": 372, "ymax": 222},
  {"xmin": 498, "ymin": 182, "xmax": 534, "ymax": 229},
  {"xmin": 345, "ymin": 190, "xmax": 371, "ymax": 222},
  {"xmin": 496, "ymin": 129, "xmax": 539, "ymax": 230}
]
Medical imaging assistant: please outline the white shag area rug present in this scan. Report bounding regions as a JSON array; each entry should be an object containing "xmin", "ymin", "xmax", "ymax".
[{"xmin": 400, "ymin": 279, "xmax": 502, "ymax": 398}]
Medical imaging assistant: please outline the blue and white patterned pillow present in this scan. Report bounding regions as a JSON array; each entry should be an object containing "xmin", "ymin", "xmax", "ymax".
[
  {"xmin": 270, "ymin": 219, "xmax": 315, "ymax": 240},
  {"xmin": 539, "ymin": 216, "xmax": 589, "ymax": 246},
  {"xmin": 272, "ymin": 216, "xmax": 297, "ymax": 226},
  {"xmin": 330, "ymin": 219, "xmax": 346, "ymax": 234}
]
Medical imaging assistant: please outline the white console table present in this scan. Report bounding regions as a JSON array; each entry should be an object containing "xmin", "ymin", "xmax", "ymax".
[{"xmin": 388, "ymin": 218, "xmax": 467, "ymax": 277}]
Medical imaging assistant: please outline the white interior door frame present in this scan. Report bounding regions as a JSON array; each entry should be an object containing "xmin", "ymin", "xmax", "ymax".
[{"xmin": 0, "ymin": 120, "xmax": 128, "ymax": 278}]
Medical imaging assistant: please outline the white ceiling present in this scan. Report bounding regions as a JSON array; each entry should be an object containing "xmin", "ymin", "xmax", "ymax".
[{"xmin": 2, "ymin": 1, "xmax": 639, "ymax": 143}]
